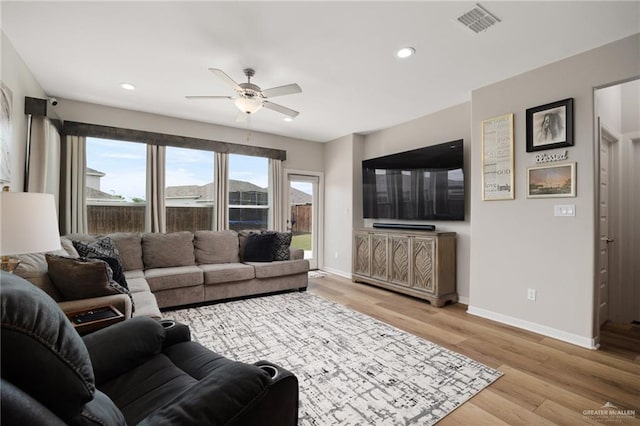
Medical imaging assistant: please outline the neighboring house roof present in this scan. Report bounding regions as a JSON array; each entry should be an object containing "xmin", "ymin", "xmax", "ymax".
[
  {"xmin": 86, "ymin": 187, "xmax": 122, "ymax": 200},
  {"xmin": 289, "ymin": 187, "xmax": 312, "ymax": 205},
  {"xmin": 166, "ymin": 179, "xmax": 312, "ymax": 204},
  {"xmin": 86, "ymin": 167, "xmax": 105, "ymax": 177}
]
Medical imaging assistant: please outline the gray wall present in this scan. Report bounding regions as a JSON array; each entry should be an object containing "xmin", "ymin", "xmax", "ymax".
[
  {"xmin": 469, "ymin": 34, "xmax": 640, "ymax": 347},
  {"xmin": 323, "ymin": 133, "xmax": 360, "ymax": 276},
  {"xmin": 361, "ymin": 102, "xmax": 472, "ymax": 301},
  {"xmin": 1, "ymin": 31, "xmax": 47, "ymax": 191}
]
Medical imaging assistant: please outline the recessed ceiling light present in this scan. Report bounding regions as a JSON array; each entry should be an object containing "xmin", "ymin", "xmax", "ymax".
[
  {"xmin": 283, "ymin": 117, "xmax": 294, "ymax": 122},
  {"xmin": 120, "ymin": 82, "xmax": 136, "ymax": 91},
  {"xmin": 395, "ymin": 47, "xmax": 415, "ymax": 59}
]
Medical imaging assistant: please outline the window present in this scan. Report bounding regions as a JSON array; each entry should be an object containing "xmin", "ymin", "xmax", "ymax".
[
  {"xmin": 165, "ymin": 146, "xmax": 215, "ymax": 233},
  {"xmin": 228, "ymin": 154, "xmax": 269, "ymax": 231},
  {"xmin": 85, "ymin": 138, "xmax": 146, "ymax": 234}
]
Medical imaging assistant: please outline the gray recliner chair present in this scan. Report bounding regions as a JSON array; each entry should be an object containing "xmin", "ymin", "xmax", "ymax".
[{"xmin": 0, "ymin": 271, "xmax": 299, "ymax": 425}]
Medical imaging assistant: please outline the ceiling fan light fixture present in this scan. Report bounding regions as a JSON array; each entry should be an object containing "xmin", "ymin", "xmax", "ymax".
[
  {"xmin": 395, "ymin": 47, "xmax": 415, "ymax": 59},
  {"xmin": 234, "ymin": 97, "xmax": 263, "ymax": 114}
]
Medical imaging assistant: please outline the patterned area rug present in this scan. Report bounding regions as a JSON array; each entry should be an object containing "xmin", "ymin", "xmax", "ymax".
[{"xmin": 169, "ymin": 292, "xmax": 502, "ymax": 425}]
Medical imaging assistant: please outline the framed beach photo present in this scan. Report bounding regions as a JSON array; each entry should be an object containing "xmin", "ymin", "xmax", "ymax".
[
  {"xmin": 527, "ymin": 162, "xmax": 576, "ymax": 198},
  {"xmin": 526, "ymin": 98, "xmax": 574, "ymax": 152}
]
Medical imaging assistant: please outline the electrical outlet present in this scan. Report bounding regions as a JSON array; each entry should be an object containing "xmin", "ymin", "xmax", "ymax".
[
  {"xmin": 527, "ymin": 288, "xmax": 536, "ymax": 301},
  {"xmin": 334, "ymin": 251, "xmax": 339, "ymax": 259}
]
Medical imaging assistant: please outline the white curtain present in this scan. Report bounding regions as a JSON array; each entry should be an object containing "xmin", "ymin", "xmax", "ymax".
[
  {"xmin": 268, "ymin": 158, "xmax": 283, "ymax": 231},
  {"xmin": 214, "ymin": 152, "xmax": 228, "ymax": 230},
  {"xmin": 146, "ymin": 144, "xmax": 166, "ymax": 233},
  {"xmin": 64, "ymin": 135, "xmax": 87, "ymax": 234},
  {"xmin": 27, "ymin": 118, "xmax": 61, "ymax": 207}
]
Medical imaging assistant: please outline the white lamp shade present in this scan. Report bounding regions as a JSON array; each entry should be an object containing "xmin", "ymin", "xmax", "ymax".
[
  {"xmin": 0, "ymin": 192, "xmax": 61, "ymax": 256},
  {"xmin": 234, "ymin": 97, "xmax": 263, "ymax": 114}
]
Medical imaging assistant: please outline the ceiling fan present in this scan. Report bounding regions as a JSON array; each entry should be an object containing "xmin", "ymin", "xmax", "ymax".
[{"xmin": 186, "ymin": 68, "xmax": 302, "ymax": 121}]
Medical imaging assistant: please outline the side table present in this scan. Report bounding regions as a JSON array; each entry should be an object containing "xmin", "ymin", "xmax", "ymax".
[{"xmin": 66, "ymin": 305, "xmax": 124, "ymax": 335}]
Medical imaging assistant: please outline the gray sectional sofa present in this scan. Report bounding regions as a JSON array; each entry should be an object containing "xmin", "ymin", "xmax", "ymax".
[{"xmin": 15, "ymin": 230, "xmax": 309, "ymax": 320}]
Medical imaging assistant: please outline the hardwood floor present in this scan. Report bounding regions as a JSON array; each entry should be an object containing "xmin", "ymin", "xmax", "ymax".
[{"xmin": 307, "ymin": 274, "xmax": 640, "ymax": 425}]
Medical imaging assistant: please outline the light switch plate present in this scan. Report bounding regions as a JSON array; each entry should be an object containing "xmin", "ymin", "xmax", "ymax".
[{"xmin": 554, "ymin": 204, "xmax": 575, "ymax": 217}]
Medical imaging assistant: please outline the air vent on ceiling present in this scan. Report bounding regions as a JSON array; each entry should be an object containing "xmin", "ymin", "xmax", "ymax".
[{"xmin": 457, "ymin": 3, "xmax": 500, "ymax": 34}]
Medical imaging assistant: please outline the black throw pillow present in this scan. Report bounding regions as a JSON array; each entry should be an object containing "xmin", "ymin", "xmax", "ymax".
[{"xmin": 243, "ymin": 232, "xmax": 277, "ymax": 262}]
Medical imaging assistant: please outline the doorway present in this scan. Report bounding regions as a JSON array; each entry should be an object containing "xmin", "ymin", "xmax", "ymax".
[
  {"xmin": 286, "ymin": 171, "xmax": 322, "ymax": 270},
  {"xmin": 595, "ymin": 79, "xmax": 640, "ymax": 353}
]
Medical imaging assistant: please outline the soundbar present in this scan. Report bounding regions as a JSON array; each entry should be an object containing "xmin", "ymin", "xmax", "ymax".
[{"xmin": 372, "ymin": 223, "xmax": 436, "ymax": 231}]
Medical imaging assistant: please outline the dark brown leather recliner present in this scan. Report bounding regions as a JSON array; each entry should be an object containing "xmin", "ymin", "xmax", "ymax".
[{"xmin": 0, "ymin": 271, "xmax": 299, "ymax": 425}]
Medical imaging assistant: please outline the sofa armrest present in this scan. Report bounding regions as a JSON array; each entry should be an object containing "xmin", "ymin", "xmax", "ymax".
[
  {"xmin": 58, "ymin": 294, "xmax": 133, "ymax": 319},
  {"xmin": 137, "ymin": 361, "xmax": 294, "ymax": 426},
  {"xmin": 289, "ymin": 248, "xmax": 304, "ymax": 260},
  {"xmin": 159, "ymin": 319, "xmax": 191, "ymax": 347},
  {"xmin": 82, "ymin": 317, "xmax": 164, "ymax": 385}
]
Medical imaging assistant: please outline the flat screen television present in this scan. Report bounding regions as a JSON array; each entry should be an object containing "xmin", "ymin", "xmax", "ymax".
[{"xmin": 362, "ymin": 140, "xmax": 464, "ymax": 221}]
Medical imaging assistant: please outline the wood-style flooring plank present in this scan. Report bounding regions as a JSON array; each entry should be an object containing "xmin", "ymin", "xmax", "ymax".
[{"xmin": 307, "ymin": 274, "xmax": 640, "ymax": 425}]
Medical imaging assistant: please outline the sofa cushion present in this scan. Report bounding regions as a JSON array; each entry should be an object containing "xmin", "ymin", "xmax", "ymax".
[
  {"xmin": 200, "ymin": 263, "xmax": 255, "ymax": 285},
  {"xmin": 107, "ymin": 232, "xmax": 144, "ymax": 271},
  {"xmin": 244, "ymin": 259, "xmax": 309, "ymax": 279},
  {"xmin": 194, "ymin": 230, "xmax": 240, "ymax": 264},
  {"xmin": 124, "ymin": 269, "xmax": 146, "ymax": 280},
  {"xmin": 243, "ymin": 232, "xmax": 276, "ymax": 262},
  {"xmin": 60, "ymin": 237, "xmax": 80, "ymax": 258},
  {"xmin": 144, "ymin": 265, "xmax": 203, "ymax": 292},
  {"xmin": 13, "ymin": 237, "xmax": 79, "ymax": 301},
  {"xmin": 130, "ymin": 291, "xmax": 162, "ymax": 319},
  {"xmin": 237, "ymin": 230, "xmax": 253, "ymax": 261},
  {"xmin": 142, "ymin": 232, "xmax": 195, "ymax": 269},
  {"xmin": 45, "ymin": 254, "xmax": 129, "ymax": 300},
  {"xmin": 126, "ymin": 276, "xmax": 152, "ymax": 293}
]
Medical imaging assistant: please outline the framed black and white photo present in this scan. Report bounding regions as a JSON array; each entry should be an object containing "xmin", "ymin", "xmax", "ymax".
[{"xmin": 526, "ymin": 98, "xmax": 573, "ymax": 152}]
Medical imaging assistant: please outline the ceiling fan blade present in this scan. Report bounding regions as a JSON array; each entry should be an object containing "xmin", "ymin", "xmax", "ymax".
[
  {"xmin": 236, "ymin": 111, "xmax": 248, "ymax": 122},
  {"xmin": 209, "ymin": 68, "xmax": 242, "ymax": 91},
  {"xmin": 185, "ymin": 95, "xmax": 233, "ymax": 100},
  {"xmin": 263, "ymin": 101, "xmax": 299, "ymax": 118},
  {"xmin": 262, "ymin": 83, "xmax": 302, "ymax": 98}
]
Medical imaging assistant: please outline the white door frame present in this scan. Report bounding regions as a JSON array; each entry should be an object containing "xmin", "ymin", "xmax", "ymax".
[{"xmin": 284, "ymin": 169, "xmax": 324, "ymax": 270}]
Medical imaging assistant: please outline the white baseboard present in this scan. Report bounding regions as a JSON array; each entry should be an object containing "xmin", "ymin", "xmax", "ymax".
[
  {"xmin": 320, "ymin": 266, "xmax": 351, "ymax": 279},
  {"xmin": 467, "ymin": 305, "xmax": 597, "ymax": 349},
  {"xmin": 457, "ymin": 295, "xmax": 469, "ymax": 305}
]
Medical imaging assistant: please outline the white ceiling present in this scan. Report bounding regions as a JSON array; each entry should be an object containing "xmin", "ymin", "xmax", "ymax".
[{"xmin": 2, "ymin": 1, "xmax": 639, "ymax": 143}]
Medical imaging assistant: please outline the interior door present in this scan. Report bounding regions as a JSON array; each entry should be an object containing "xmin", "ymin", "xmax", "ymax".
[
  {"xmin": 287, "ymin": 173, "xmax": 319, "ymax": 270},
  {"xmin": 598, "ymin": 120, "xmax": 611, "ymax": 326}
]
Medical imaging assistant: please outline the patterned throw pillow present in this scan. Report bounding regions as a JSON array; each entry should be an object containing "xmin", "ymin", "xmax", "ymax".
[
  {"xmin": 73, "ymin": 236, "xmax": 122, "ymax": 263},
  {"xmin": 272, "ymin": 232, "xmax": 292, "ymax": 261},
  {"xmin": 73, "ymin": 237, "xmax": 128, "ymax": 289}
]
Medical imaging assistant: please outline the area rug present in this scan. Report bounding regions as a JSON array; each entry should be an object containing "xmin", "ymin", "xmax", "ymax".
[{"xmin": 169, "ymin": 292, "xmax": 502, "ymax": 425}]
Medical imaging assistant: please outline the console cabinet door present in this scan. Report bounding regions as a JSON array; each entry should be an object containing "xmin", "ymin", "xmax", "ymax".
[
  {"xmin": 389, "ymin": 235, "xmax": 410, "ymax": 287},
  {"xmin": 411, "ymin": 236, "xmax": 435, "ymax": 293},
  {"xmin": 370, "ymin": 234, "xmax": 388, "ymax": 281},
  {"xmin": 354, "ymin": 232, "xmax": 371, "ymax": 276}
]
